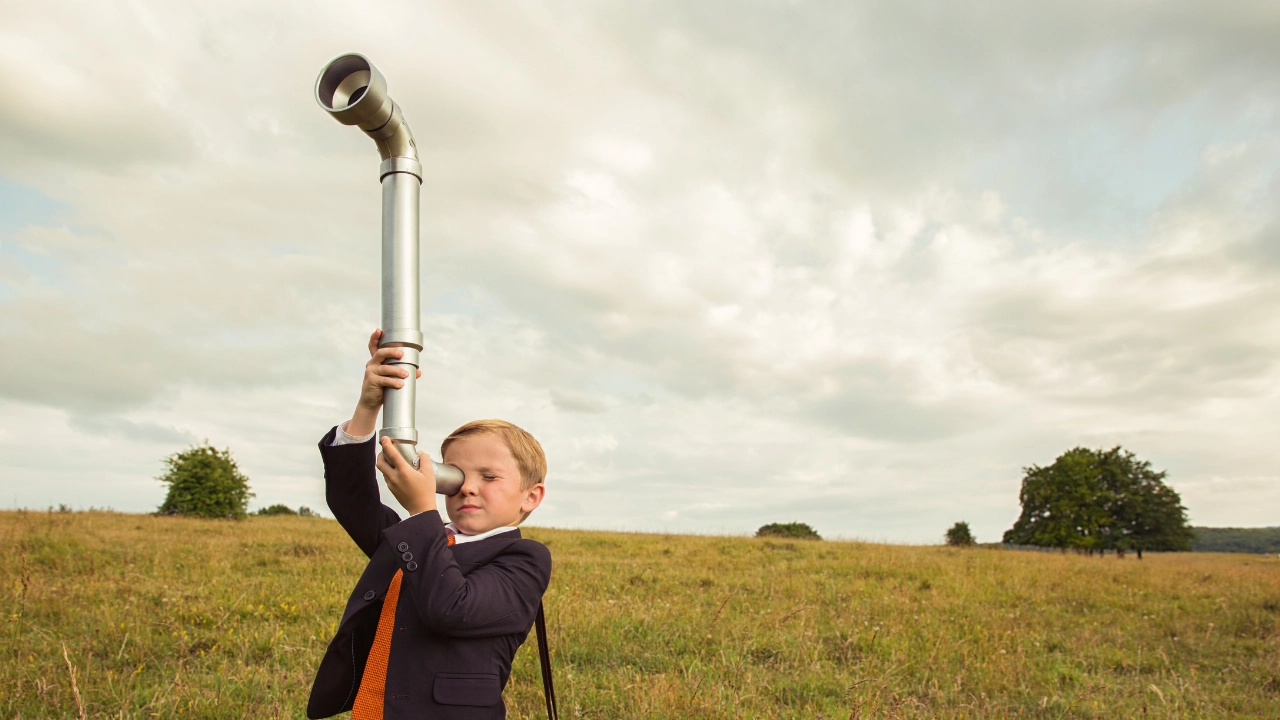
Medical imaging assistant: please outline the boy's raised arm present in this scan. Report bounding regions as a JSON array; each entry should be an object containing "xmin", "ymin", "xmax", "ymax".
[
  {"xmin": 319, "ymin": 329, "xmax": 424, "ymax": 557},
  {"xmin": 318, "ymin": 428, "xmax": 402, "ymax": 557}
]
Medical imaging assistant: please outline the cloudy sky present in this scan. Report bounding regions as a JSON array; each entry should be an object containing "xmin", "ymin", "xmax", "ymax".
[{"xmin": 2, "ymin": 0, "xmax": 1277, "ymax": 543}]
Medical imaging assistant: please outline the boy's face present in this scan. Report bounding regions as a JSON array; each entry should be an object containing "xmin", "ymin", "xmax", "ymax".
[{"xmin": 442, "ymin": 434, "xmax": 544, "ymax": 534}]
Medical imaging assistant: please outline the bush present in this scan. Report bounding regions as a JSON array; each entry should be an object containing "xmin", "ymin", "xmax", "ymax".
[
  {"xmin": 156, "ymin": 443, "xmax": 253, "ymax": 519},
  {"xmin": 945, "ymin": 521, "xmax": 976, "ymax": 546},
  {"xmin": 253, "ymin": 505, "xmax": 320, "ymax": 517},
  {"xmin": 756, "ymin": 522, "xmax": 821, "ymax": 540}
]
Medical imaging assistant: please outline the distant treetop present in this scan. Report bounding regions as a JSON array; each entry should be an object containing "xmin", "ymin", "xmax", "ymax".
[
  {"xmin": 756, "ymin": 522, "xmax": 822, "ymax": 540},
  {"xmin": 945, "ymin": 521, "xmax": 976, "ymax": 546},
  {"xmin": 156, "ymin": 443, "xmax": 253, "ymax": 520},
  {"xmin": 254, "ymin": 504, "xmax": 319, "ymax": 517}
]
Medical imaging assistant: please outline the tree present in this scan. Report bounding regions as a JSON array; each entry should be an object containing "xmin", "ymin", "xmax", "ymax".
[
  {"xmin": 1003, "ymin": 446, "xmax": 1193, "ymax": 557},
  {"xmin": 1094, "ymin": 448, "xmax": 1194, "ymax": 558},
  {"xmin": 756, "ymin": 522, "xmax": 822, "ymax": 540},
  {"xmin": 1003, "ymin": 448, "xmax": 1109, "ymax": 552},
  {"xmin": 157, "ymin": 443, "xmax": 254, "ymax": 519},
  {"xmin": 945, "ymin": 521, "xmax": 976, "ymax": 546}
]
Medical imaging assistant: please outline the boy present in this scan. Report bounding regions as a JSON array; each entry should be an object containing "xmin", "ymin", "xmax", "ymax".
[{"xmin": 307, "ymin": 330, "xmax": 552, "ymax": 719}]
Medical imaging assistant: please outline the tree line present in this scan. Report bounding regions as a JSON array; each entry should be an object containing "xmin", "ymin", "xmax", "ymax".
[
  {"xmin": 1191, "ymin": 526, "xmax": 1280, "ymax": 554},
  {"xmin": 156, "ymin": 441, "xmax": 1218, "ymax": 559}
]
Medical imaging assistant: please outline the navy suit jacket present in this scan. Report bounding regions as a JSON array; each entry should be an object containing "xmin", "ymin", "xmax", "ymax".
[{"xmin": 307, "ymin": 427, "xmax": 552, "ymax": 719}]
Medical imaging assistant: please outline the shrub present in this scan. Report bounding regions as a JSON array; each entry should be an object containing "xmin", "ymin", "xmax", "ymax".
[
  {"xmin": 945, "ymin": 521, "xmax": 976, "ymax": 546},
  {"xmin": 253, "ymin": 505, "xmax": 320, "ymax": 517},
  {"xmin": 756, "ymin": 522, "xmax": 821, "ymax": 540},
  {"xmin": 156, "ymin": 443, "xmax": 253, "ymax": 519}
]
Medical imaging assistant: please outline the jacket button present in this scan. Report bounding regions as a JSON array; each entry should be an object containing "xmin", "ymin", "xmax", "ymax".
[
  {"xmin": 401, "ymin": 551, "xmax": 413, "ymax": 562},
  {"xmin": 406, "ymin": 561, "xmax": 418, "ymax": 571},
  {"xmin": 397, "ymin": 542, "xmax": 409, "ymax": 553},
  {"xmin": 364, "ymin": 590, "xmax": 376, "ymax": 601}
]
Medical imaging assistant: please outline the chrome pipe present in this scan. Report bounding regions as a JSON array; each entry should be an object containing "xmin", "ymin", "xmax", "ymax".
[{"xmin": 315, "ymin": 52, "xmax": 464, "ymax": 496}]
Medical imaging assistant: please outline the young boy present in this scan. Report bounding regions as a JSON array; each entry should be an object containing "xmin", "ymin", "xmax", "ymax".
[{"xmin": 307, "ymin": 330, "xmax": 552, "ymax": 719}]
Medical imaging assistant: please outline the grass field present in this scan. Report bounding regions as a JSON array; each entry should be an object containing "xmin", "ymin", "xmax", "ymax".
[{"xmin": 3, "ymin": 510, "xmax": 1279, "ymax": 718}]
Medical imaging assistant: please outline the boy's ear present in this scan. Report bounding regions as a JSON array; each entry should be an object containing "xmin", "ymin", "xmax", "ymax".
[{"xmin": 521, "ymin": 483, "xmax": 545, "ymax": 514}]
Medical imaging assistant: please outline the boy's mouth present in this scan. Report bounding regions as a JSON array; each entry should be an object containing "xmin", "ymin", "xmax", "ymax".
[{"xmin": 458, "ymin": 503, "xmax": 483, "ymax": 512}]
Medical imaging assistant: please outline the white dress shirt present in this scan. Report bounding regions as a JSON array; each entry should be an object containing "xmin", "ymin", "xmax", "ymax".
[
  {"xmin": 444, "ymin": 523, "xmax": 519, "ymax": 543},
  {"xmin": 332, "ymin": 420, "xmax": 375, "ymax": 446}
]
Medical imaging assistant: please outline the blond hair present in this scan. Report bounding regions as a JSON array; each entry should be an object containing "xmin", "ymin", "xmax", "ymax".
[{"xmin": 441, "ymin": 419, "xmax": 547, "ymax": 492}]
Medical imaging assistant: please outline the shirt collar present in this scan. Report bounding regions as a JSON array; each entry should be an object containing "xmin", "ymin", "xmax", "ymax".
[{"xmin": 445, "ymin": 523, "xmax": 519, "ymax": 544}]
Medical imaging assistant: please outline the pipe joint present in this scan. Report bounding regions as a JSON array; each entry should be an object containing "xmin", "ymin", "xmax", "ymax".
[
  {"xmin": 383, "ymin": 346, "xmax": 420, "ymax": 368},
  {"xmin": 378, "ymin": 328, "xmax": 424, "ymax": 350},
  {"xmin": 379, "ymin": 427, "xmax": 418, "ymax": 444},
  {"xmin": 380, "ymin": 157, "xmax": 423, "ymax": 182}
]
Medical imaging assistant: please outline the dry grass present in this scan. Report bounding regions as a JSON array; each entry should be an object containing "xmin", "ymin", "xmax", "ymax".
[{"xmin": 3, "ymin": 509, "xmax": 1278, "ymax": 718}]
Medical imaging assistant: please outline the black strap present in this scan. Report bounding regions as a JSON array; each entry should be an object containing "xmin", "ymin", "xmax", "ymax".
[{"xmin": 535, "ymin": 602, "xmax": 558, "ymax": 720}]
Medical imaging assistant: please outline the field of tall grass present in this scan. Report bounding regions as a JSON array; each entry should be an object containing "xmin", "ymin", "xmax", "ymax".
[{"xmin": 3, "ymin": 509, "xmax": 1278, "ymax": 718}]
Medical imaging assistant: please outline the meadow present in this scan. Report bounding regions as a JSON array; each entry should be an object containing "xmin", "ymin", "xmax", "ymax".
[{"xmin": 3, "ymin": 509, "xmax": 1278, "ymax": 719}]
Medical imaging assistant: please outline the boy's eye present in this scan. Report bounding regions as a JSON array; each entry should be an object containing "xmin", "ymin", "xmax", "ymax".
[{"xmin": 482, "ymin": 474, "xmax": 497, "ymax": 481}]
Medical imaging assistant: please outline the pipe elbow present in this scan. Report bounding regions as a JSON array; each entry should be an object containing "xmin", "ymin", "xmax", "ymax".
[
  {"xmin": 315, "ymin": 53, "xmax": 418, "ymax": 161},
  {"xmin": 371, "ymin": 108, "xmax": 417, "ymax": 160}
]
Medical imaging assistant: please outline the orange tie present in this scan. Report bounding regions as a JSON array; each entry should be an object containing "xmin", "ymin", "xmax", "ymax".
[
  {"xmin": 352, "ymin": 533, "xmax": 454, "ymax": 719},
  {"xmin": 352, "ymin": 569, "xmax": 403, "ymax": 719}
]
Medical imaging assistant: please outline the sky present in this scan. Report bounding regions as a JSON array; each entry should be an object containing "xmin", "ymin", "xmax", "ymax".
[{"xmin": 1, "ymin": 0, "xmax": 1277, "ymax": 543}]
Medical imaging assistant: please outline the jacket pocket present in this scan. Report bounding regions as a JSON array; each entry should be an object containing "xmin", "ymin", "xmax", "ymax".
[{"xmin": 432, "ymin": 673, "xmax": 503, "ymax": 707}]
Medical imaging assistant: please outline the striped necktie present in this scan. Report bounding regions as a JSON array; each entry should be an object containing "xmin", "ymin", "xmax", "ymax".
[{"xmin": 351, "ymin": 530, "xmax": 455, "ymax": 719}]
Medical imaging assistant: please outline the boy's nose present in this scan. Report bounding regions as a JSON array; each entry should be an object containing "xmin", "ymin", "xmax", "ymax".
[{"xmin": 457, "ymin": 473, "xmax": 481, "ymax": 495}]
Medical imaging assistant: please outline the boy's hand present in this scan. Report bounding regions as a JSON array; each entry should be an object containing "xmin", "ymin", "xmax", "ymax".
[
  {"xmin": 347, "ymin": 329, "xmax": 423, "ymax": 437},
  {"xmin": 377, "ymin": 436, "xmax": 438, "ymax": 515}
]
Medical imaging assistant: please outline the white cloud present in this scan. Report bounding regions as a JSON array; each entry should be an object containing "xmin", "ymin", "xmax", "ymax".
[{"xmin": 1, "ymin": 0, "xmax": 1278, "ymax": 542}]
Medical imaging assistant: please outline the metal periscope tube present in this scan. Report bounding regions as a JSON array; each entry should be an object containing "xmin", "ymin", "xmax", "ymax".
[{"xmin": 315, "ymin": 52, "xmax": 465, "ymax": 496}]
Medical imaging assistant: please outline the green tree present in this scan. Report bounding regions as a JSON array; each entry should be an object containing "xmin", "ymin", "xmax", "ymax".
[
  {"xmin": 1094, "ymin": 447, "xmax": 1194, "ymax": 558},
  {"xmin": 157, "ymin": 443, "xmax": 254, "ymax": 519},
  {"xmin": 756, "ymin": 522, "xmax": 821, "ymax": 540},
  {"xmin": 1003, "ymin": 448, "xmax": 1110, "ymax": 552},
  {"xmin": 1003, "ymin": 446, "xmax": 1192, "ymax": 557},
  {"xmin": 945, "ymin": 521, "xmax": 975, "ymax": 546}
]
